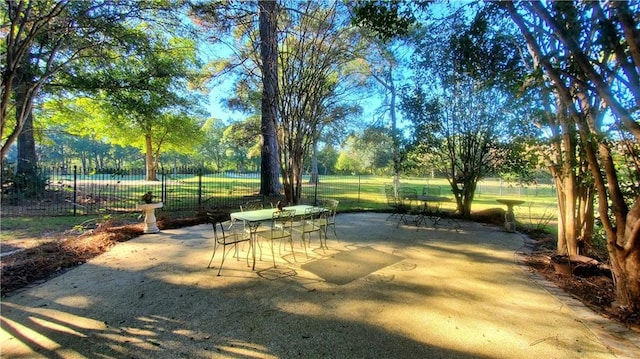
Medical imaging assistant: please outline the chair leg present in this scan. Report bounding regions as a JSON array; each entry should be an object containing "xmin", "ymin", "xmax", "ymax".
[
  {"xmin": 270, "ymin": 238, "xmax": 276, "ymax": 267},
  {"xmin": 257, "ymin": 236, "xmax": 266, "ymax": 261},
  {"xmin": 321, "ymin": 223, "xmax": 337, "ymax": 243},
  {"xmin": 207, "ymin": 241, "xmax": 218, "ymax": 269},
  {"xmin": 217, "ymin": 244, "xmax": 238, "ymax": 276},
  {"xmin": 318, "ymin": 229, "xmax": 326, "ymax": 251},
  {"xmin": 232, "ymin": 242, "xmax": 240, "ymax": 260},
  {"xmin": 278, "ymin": 236, "xmax": 298, "ymax": 262},
  {"xmin": 289, "ymin": 236, "xmax": 298, "ymax": 261},
  {"xmin": 413, "ymin": 215, "xmax": 420, "ymax": 231},
  {"xmin": 299, "ymin": 232, "xmax": 309, "ymax": 258},
  {"xmin": 245, "ymin": 240, "xmax": 252, "ymax": 267},
  {"xmin": 329, "ymin": 223, "xmax": 337, "ymax": 237},
  {"xmin": 217, "ymin": 246, "xmax": 228, "ymax": 276}
]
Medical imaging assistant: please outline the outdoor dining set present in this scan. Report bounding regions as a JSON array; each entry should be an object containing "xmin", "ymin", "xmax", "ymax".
[
  {"xmin": 384, "ymin": 184, "xmax": 461, "ymax": 231},
  {"xmin": 206, "ymin": 197, "xmax": 339, "ymax": 275},
  {"xmin": 206, "ymin": 185, "xmax": 463, "ymax": 276}
]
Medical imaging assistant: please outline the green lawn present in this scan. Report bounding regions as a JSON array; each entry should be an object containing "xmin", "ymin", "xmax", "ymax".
[
  {"xmin": 1, "ymin": 176, "xmax": 559, "ymax": 238},
  {"xmin": 0, "ymin": 215, "xmax": 102, "ymax": 241}
]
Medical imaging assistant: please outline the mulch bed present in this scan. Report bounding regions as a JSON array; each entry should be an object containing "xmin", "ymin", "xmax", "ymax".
[
  {"xmin": 1, "ymin": 222, "xmax": 144, "ymax": 295},
  {"xmin": 522, "ymin": 245, "xmax": 640, "ymax": 332},
  {"xmin": 1, "ymin": 213, "xmax": 210, "ymax": 296}
]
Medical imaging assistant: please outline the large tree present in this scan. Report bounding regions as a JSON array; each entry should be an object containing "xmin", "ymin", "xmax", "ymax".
[
  {"xmin": 276, "ymin": 1, "xmax": 363, "ymax": 203},
  {"xmin": 359, "ymin": 40, "xmax": 407, "ymax": 194},
  {"xmin": 47, "ymin": 25, "xmax": 204, "ymax": 181},
  {"xmin": 258, "ymin": 0, "xmax": 281, "ymax": 196},
  {"xmin": 2, "ymin": 0, "xmax": 66, "ymax": 164},
  {"xmin": 192, "ymin": 1, "xmax": 363, "ymax": 203},
  {"xmin": 197, "ymin": 117, "xmax": 228, "ymax": 171},
  {"xmin": 403, "ymin": 80, "xmax": 517, "ymax": 217},
  {"xmin": 221, "ymin": 116, "xmax": 261, "ymax": 172},
  {"xmin": 335, "ymin": 127, "xmax": 394, "ymax": 176},
  {"xmin": 351, "ymin": 1, "xmax": 420, "ymax": 195},
  {"xmin": 190, "ymin": 0, "xmax": 281, "ymax": 196},
  {"xmin": 503, "ymin": 1, "xmax": 640, "ymax": 311},
  {"xmin": 1, "ymin": 0, "xmax": 181, "ymax": 173},
  {"xmin": 402, "ymin": 5, "xmax": 528, "ymax": 217}
]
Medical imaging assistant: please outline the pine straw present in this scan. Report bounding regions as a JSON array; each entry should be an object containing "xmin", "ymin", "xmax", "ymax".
[
  {"xmin": 1, "ymin": 223, "xmax": 143, "ymax": 295},
  {"xmin": 1, "ymin": 211, "xmax": 213, "ymax": 296}
]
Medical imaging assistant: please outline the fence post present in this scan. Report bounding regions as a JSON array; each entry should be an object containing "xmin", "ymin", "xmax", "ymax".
[
  {"xmin": 198, "ymin": 167, "xmax": 203, "ymax": 208},
  {"xmin": 73, "ymin": 165, "xmax": 77, "ymax": 216},
  {"xmin": 161, "ymin": 166, "xmax": 167, "ymax": 204},
  {"xmin": 358, "ymin": 175, "xmax": 361, "ymax": 203},
  {"xmin": 313, "ymin": 173, "xmax": 318, "ymax": 205}
]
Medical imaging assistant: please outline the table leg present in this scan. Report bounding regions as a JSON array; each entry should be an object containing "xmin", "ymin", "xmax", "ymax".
[{"xmin": 246, "ymin": 221, "xmax": 261, "ymax": 270}]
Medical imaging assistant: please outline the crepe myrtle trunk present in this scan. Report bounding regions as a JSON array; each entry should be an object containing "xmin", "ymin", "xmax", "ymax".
[
  {"xmin": 453, "ymin": 178, "xmax": 476, "ymax": 218},
  {"xmin": 611, "ymin": 197, "xmax": 640, "ymax": 311},
  {"xmin": 309, "ymin": 139, "xmax": 319, "ymax": 185}
]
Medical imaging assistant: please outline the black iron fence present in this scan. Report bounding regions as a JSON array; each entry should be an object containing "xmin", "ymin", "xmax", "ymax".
[
  {"xmin": 0, "ymin": 166, "xmax": 378, "ymax": 216},
  {"xmin": 1, "ymin": 166, "xmax": 554, "ymax": 217}
]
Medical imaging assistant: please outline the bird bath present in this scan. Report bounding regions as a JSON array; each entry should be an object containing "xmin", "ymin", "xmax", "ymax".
[
  {"xmin": 136, "ymin": 202, "xmax": 163, "ymax": 233},
  {"xmin": 496, "ymin": 199, "xmax": 525, "ymax": 232}
]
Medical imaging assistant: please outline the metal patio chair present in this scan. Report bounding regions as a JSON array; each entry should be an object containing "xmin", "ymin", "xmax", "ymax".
[
  {"xmin": 293, "ymin": 206, "xmax": 326, "ymax": 255},
  {"xmin": 206, "ymin": 212, "xmax": 251, "ymax": 276},
  {"xmin": 318, "ymin": 199, "xmax": 339, "ymax": 240},
  {"xmin": 257, "ymin": 209, "xmax": 296, "ymax": 267}
]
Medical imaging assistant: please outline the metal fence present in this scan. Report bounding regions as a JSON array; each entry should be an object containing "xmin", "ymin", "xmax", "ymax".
[{"xmin": 1, "ymin": 166, "xmax": 554, "ymax": 217}]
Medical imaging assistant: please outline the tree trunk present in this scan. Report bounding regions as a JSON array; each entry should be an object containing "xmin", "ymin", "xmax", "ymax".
[
  {"xmin": 554, "ymin": 173, "xmax": 578, "ymax": 255},
  {"xmin": 293, "ymin": 156, "xmax": 303, "ymax": 204},
  {"xmin": 593, "ymin": 141, "xmax": 639, "ymax": 311},
  {"xmin": 369, "ymin": 68, "xmax": 400, "ymax": 192},
  {"xmin": 16, "ymin": 102, "xmax": 37, "ymax": 178},
  {"xmin": 505, "ymin": 2, "xmax": 640, "ymax": 310},
  {"xmin": 309, "ymin": 139, "xmax": 319, "ymax": 185},
  {"xmin": 259, "ymin": 0, "xmax": 281, "ymax": 197},
  {"xmin": 612, "ymin": 197, "xmax": 640, "ymax": 309},
  {"xmin": 15, "ymin": 60, "xmax": 38, "ymax": 179},
  {"xmin": 280, "ymin": 139, "xmax": 305, "ymax": 205},
  {"xmin": 145, "ymin": 134, "xmax": 157, "ymax": 181},
  {"xmin": 389, "ymin": 72, "xmax": 401, "ymax": 192},
  {"xmin": 506, "ymin": 7, "xmax": 590, "ymax": 257},
  {"xmin": 461, "ymin": 180, "xmax": 476, "ymax": 218}
]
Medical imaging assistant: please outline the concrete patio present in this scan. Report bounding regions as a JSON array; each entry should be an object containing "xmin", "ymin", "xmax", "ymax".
[{"xmin": 1, "ymin": 212, "xmax": 638, "ymax": 358}]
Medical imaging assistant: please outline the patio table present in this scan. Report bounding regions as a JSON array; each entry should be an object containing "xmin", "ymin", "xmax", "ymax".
[{"xmin": 230, "ymin": 205, "xmax": 325, "ymax": 270}]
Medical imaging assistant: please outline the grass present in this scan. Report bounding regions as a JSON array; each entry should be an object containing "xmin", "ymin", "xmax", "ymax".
[
  {"xmin": 1, "ymin": 176, "xmax": 558, "ymax": 237},
  {"xmin": 35, "ymin": 172, "xmax": 559, "ymax": 216},
  {"xmin": 0, "ymin": 215, "xmax": 103, "ymax": 241}
]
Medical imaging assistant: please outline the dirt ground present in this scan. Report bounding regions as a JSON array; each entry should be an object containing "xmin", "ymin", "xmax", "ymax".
[{"xmin": 1, "ymin": 212, "xmax": 638, "ymax": 333}]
